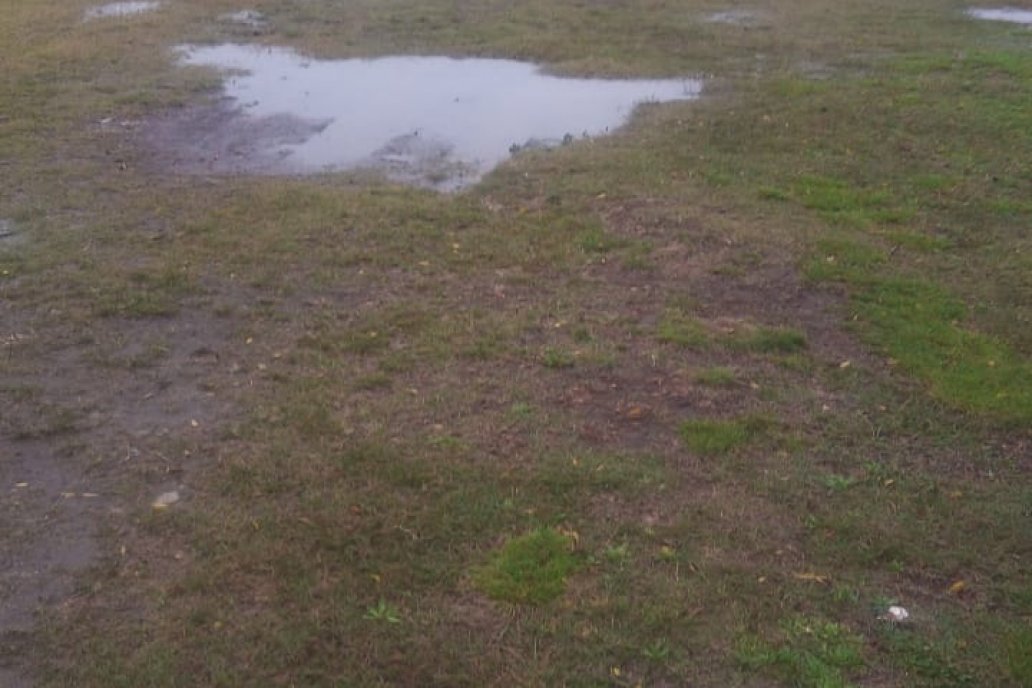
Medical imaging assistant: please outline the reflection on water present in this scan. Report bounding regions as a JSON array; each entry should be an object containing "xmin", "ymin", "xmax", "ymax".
[
  {"xmin": 174, "ymin": 45, "xmax": 701, "ymax": 189},
  {"xmin": 84, "ymin": 1, "xmax": 161, "ymax": 20},
  {"xmin": 967, "ymin": 8, "xmax": 1032, "ymax": 24}
]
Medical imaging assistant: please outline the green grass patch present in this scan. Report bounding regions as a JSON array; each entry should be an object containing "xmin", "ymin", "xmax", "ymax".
[
  {"xmin": 657, "ymin": 309, "xmax": 709, "ymax": 348},
  {"xmin": 737, "ymin": 617, "xmax": 865, "ymax": 688},
  {"xmin": 1005, "ymin": 626, "xmax": 1032, "ymax": 685},
  {"xmin": 679, "ymin": 416, "xmax": 769, "ymax": 455},
  {"xmin": 732, "ymin": 326, "xmax": 808, "ymax": 354},
  {"xmin": 806, "ymin": 234, "xmax": 1032, "ymax": 423},
  {"xmin": 659, "ymin": 310, "xmax": 806, "ymax": 354},
  {"xmin": 856, "ymin": 278, "xmax": 1032, "ymax": 423},
  {"xmin": 806, "ymin": 237, "xmax": 887, "ymax": 283},
  {"xmin": 541, "ymin": 346, "xmax": 576, "ymax": 369},
  {"xmin": 473, "ymin": 528, "xmax": 579, "ymax": 605},
  {"xmin": 696, "ymin": 366, "xmax": 737, "ymax": 386}
]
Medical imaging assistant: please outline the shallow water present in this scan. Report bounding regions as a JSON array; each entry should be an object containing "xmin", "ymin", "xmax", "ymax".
[
  {"xmin": 84, "ymin": 1, "xmax": 161, "ymax": 20},
  {"xmin": 171, "ymin": 45, "xmax": 700, "ymax": 190},
  {"xmin": 0, "ymin": 219, "xmax": 24, "ymax": 248},
  {"xmin": 967, "ymin": 7, "xmax": 1032, "ymax": 24},
  {"xmin": 705, "ymin": 10, "xmax": 762, "ymax": 25},
  {"xmin": 220, "ymin": 9, "xmax": 268, "ymax": 28}
]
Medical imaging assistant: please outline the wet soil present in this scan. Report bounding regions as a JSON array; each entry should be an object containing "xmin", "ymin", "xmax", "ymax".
[{"xmin": 0, "ymin": 306, "xmax": 241, "ymax": 685}]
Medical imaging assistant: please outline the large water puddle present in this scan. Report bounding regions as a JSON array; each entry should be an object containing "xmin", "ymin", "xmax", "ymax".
[
  {"xmin": 150, "ymin": 45, "xmax": 700, "ymax": 190},
  {"xmin": 84, "ymin": 1, "xmax": 161, "ymax": 21},
  {"xmin": 967, "ymin": 7, "xmax": 1032, "ymax": 24}
]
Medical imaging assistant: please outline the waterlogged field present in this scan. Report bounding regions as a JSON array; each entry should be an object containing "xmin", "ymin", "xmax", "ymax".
[{"xmin": 1, "ymin": 1, "xmax": 1030, "ymax": 686}]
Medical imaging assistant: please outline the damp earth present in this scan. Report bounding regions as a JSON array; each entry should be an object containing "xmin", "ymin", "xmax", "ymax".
[{"xmin": 147, "ymin": 46, "xmax": 701, "ymax": 190}]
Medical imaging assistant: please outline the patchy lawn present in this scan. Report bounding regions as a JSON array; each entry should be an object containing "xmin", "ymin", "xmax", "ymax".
[{"xmin": 1, "ymin": 0, "xmax": 1030, "ymax": 686}]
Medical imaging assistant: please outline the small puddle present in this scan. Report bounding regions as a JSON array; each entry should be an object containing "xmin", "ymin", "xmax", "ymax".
[
  {"xmin": 219, "ymin": 9, "xmax": 268, "ymax": 30},
  {"xmin": 0, "ymin": 219, "xmax": 19, "ymax": 246},
  {"xmin": 705, "ymin": 10, "xmax": 762, "ymax": 25},
  {"xmin": 84, "ymin": 1, "xmax": 161, "ymax": 20},
  {"xmin": 155, "ymin": 45, "xmax": 700, "ymax": 190},
  {"xmin": 967, "ymin": 7, "xmax": 1032, "ymax": 24}
]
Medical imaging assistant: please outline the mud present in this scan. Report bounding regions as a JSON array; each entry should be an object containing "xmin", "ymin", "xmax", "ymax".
[
  {"xmin": 83, "ymin": 1, "xmax": 161, "ymax": 21},
  {"xmin": 967, "ymin": 8, "xmax": 1032, "ymax": 24},
  {"xmin": 145, "ymin": 46, "xmax": 701, "ymax": 190},
  {"xmin": 0, "ymin": 309, "xmax": 240, "ymax": 686}
]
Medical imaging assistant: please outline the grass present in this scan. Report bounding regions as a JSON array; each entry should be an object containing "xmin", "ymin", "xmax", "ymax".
[
  {"xmin": 737, "ymin": 617, "xmax": 865, "ymax": 688},
  {"xmin": 696, "ymin": 366, "xmax": 737, "ymax": 386},
  {"xmin": 472, "ymin": 528, "xmax": 579, "ymax": 605},
  {"xmin": 3, "ymin": 0, "xmax": 1031, "ymax": 686},
  {"xmin": 808, "ymin": 237, "xmax": 1032, "ymax": 424},
  {"xmin": 680, "ymin": 416, "xmax": 767, "ymax": 455},
  {"xmin": 659, "ymin": 310, "xmax": 807, "ymax": 354}
]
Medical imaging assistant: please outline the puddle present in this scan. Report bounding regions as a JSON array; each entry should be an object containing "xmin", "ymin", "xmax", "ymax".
[
  {"xmin": 84, "ymin": 1, "xmax": 161, "ymax": 20},
  {"xmin": 967, "ymin": 7, "xmax": 1032, "ymax": 24},
  {"xmin": 220, "ymin": 9, "xmax": 268, "ymax": 30},
  {"xmin": 705, "ymin": 10, "xmax": 763, "ymax": 25},
  {"xmin": 0, "ymin": 219, "xmax": 20, "ymax": 247},
  {"xmin": 152, "ymin": 45, "xmax": 700, "ymax": 190}
]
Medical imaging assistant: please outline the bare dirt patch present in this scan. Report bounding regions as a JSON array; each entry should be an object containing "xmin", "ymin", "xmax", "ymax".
[{"xmin": 0, "ymin": 303, "xmax": 242, "ymax": 685}]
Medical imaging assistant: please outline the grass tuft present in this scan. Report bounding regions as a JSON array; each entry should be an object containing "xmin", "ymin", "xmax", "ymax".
[
  {"xmin": 696, "ymin": 366, "xmax": 737, "ymax": 386},
  {"xmin": 737, "ymin": 617, "xmax": 865, "ymax": 688},
  {"xmin": 473, "ymin": 528, "xmax": 579, "ymax": 605},
  {"xmin": 680, "ymin": 416, "xmax": 769, "ymax": 455}
]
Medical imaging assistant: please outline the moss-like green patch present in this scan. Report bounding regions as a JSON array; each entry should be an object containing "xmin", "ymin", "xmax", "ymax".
[
  {"xmin": 680, "ymin": 416, "xmax": 768, "ymax": 455},
  {"xmin": 473, "ymin": 528, "xmax": 579, "ymax": 605},
  {"xmin": 696, "ymin": 366, "xmax": 737, "ymax": 386}
]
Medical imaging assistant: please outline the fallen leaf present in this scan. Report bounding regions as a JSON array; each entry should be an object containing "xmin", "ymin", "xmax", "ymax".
[
  {"xmin": 625, "ymin": 405, "xmax": 646, "ymax": 420},
  {"xmin": 794, "ymin": 572, "xmax": 831, "ymax": 584},
  {"xmin": 949, "ymin": 580, "xmax": 967, "ymax": 595}
]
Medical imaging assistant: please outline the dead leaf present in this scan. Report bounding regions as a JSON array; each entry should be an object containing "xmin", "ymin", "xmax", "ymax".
[
  {"xmin": 625, "ymin": 405, "xmax": 646, "ymax": 420},
  {"xmin": 794, "ymin": 572, "xmax": 831, "ymax": 585},
  {"xmin": 949, "ymin": 580, "xmax": 967, "ymax": 595}
]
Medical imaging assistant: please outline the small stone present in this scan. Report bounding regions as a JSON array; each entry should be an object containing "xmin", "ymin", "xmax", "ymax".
[
  {"xmin": 885, "ymin": 605, "xmax": 910, "ymax": 623},
  {"xmin": 152, "ymin": 490, "xmax": 180, "ymax": 510}
]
